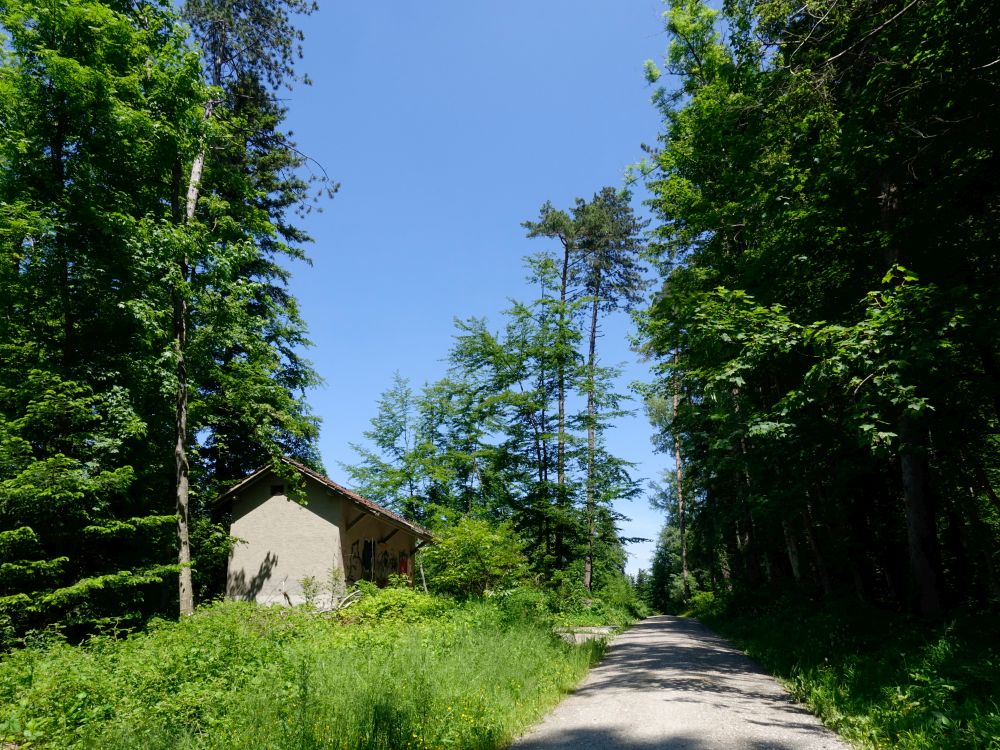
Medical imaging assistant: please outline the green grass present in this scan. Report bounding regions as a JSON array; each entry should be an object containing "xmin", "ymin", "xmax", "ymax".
[
  {"xmin": 691, "ymin": 593, "xmax": 1000, "ymax": 749},
  {"xmin": 0, "ymin": 593, "xmax": 604, "ymax": 749}
]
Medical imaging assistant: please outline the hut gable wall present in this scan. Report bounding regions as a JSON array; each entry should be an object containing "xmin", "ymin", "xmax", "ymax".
[{"xmin": 227, "ymin": 473, "xmax": 343, "ymax": 605}]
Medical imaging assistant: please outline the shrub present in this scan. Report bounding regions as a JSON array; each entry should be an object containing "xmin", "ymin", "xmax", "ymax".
[
  {"xmin": 341, "ymin": 586, "xmax": 452, "ymax": 625},
  {"xmin": 543, "ymin": 566, "xmax": 648, "ymax": 627},
  {"xmin": 419, "ymin": 518, "xmax": 530, "ymax": 598},
  {"xmin": 687, "ymin": 590, "xmax": 719, "ymax": 618},
  {"xmin": 489, "ymin": 586, "xmax": 553, "ymax": 627}
]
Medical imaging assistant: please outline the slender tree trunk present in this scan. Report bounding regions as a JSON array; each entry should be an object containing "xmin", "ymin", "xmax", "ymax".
[
  {"xmin": 898, "ymin": 415, "xmax": 943, "ymax": 617},
  {"xmin": 174, "ymin": 278, "xmax": 194, "ymax": 616},
  {"xmin": 803, "ymin": 503, "xmax": 832, "ymax": 595},
  {"xmin": 173, "ymin": 214, "xmax": 197, "ymax": 617},
  {"xmin": 174, "ymin": 97, "xmax": 217, "ymax": 617},
  {"xmin": 555, "ymin": 238, "xmax": 570, "ymax": 563},
  {"xmin": 880, "ymin": 175, "xmax": 943, "ymax": 618},
  {"xmin": 558, "ymin": 240, "xmax": 569, "ymax": 484},
  {"xmin": 583, "ymin": 279, "xmax": 601, "ymax": 591},
  {"xmin": 782, "ymin": 519, "xmax": 801, "ymax": 584},
  {"xmin": 762, "ymin": 550, "xmax": 774, "ymax": 585},
  {"xmin": 671, "ymin": 379, "xmax": 691, "ymax": 598},
  {"xmin": 734, "ymin": 519, "xmax": 755, "ymax": 584},
  {"xmin": 538, "ymin": 369, "xmax": 549, "ymax": 487},
  {"xmin": 50, "ymin": 118, "xmax": 74, "ymax": 370},
  {"xmin": 176, "ymin": 129, "xmax": 205, "ymax": 616},
  {"xmin": 719, "ymin": 534, "xmax": 733, "ymax": 590},
  {"xmin": 184, "ymin": 99, "xmax": 216, "ymax": 218},
  {"xmin": 735, "ymin": 436, "xmax": 760, "ymax": 586}
]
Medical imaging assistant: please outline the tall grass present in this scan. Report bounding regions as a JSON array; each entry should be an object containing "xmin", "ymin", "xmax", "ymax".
[
  {"xmin": 692, "ymin": 592, "xmax": 1000, "ymax": 749},
  {"xmin": 0, "ymin": 595, "xmax": 603, "ymax": 749}
]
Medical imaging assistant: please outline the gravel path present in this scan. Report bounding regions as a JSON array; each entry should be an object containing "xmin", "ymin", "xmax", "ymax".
[{"xmin": 511, "ymin": 615, "xmax": 850, "ymax": 750}]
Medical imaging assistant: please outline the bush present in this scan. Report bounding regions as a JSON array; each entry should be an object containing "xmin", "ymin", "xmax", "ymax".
[
  {"xmin": 543, "ymin": 567, "xmax": 649, "ymax": 627},
  {"xmin": 341, "ymin": 585, "xmax": 452, "ymax": 625},
  {"xmin": 489, "ymin": 587, "xmax": 554, "ymax": 627},
  {"xmin": 687, "ymin": 590, "xmax": 720, "ymax": 618},
  {"xmin": 596, "ymin": 574, "xmax": 650, "ymax": 620},
  {"xmin": 419, "ymin": 518, "xmax": 530, "ymax": 598}
]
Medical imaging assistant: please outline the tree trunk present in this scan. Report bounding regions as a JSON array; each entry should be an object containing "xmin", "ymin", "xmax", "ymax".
[
  {"xmin": 803, "ymin": 505, "xmax": 832, "ymax": 595},
  {"xmin": 50, "ymin": 118, "xmax": 74, "ymax": 370},
  {"xmin": 671, "ymin": 381, "xmax": 691, "ymax": 598},
  {"xmin": 583, "ymin": 279, "xmax": 600, "ymax": 592},
  {"xmin": 736, "ymin": 437, "xmax": 760, "ymax": 586},
  {"xmin": 898, "ymin": 414, "xmax": 943, "ymax": 617},
  {"xmin": 555, "ymin": 237, "xmax": 570, "ymax": 563},
  {"xmin": 173, "ymin": 97, "xmax": 217, "ymax": 617},
  {"xmin": 879, "ymin": 175, "xmax": 943, "ymax": 618},
  {"xmin": 174, "ymin": 281, "xmax": 194, "ymax": 616},
  {"xmin": 782, "ymin": 519, "xmax": 801, "ymax": 584},
  {"xmin": 718, "ymin": 540, "xmax": 733, "ymax": 590}
]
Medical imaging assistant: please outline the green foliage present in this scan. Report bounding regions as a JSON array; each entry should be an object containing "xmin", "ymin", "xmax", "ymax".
[
  {"xmin": 341, "ymin": 586, "xmax": 452, "ymax": 625},
  {"xmin": 545, "ymin": 566, "xmax": 649, "ymax": 627},
  {"xmin": 693, "ymin": 595, "xmax": 1000, "ymax": 749},
  {"xmin": 342, "ymin": 373, "xmax": 440, "ymax": 521},
  {"xmin": 346, "ymin": 226, "xmax": 644, "ymax": 588},
  {"xmin": 0, "ymin": 0, "xmax": 205, "ymax": 638},
  {"xmin": 420, "ymin": 517, "xmax": 531, "ymax": 598},
  {"xmin": 0, "ymin": 0, "xmax": 327, "ymax": 636},
  {"xmin": 639, "ymin": 0, "xmax": 1000, "ymax": 618},
  {"xmin": 0, "ymin": 598, "xmax": 602, "ymax": 750},
  {"xmin": 487, "ymin": 587, "xmax": 553, "ymax": 627},
  {"xmin": 0, "ymin": 372, "xmax": 178, "ymax": 644}
]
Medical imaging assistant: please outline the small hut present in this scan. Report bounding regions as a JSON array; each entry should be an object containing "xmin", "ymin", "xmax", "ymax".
[{"xmin": 216, "ymin": 458, "xmax": 431, "ymax": 605}]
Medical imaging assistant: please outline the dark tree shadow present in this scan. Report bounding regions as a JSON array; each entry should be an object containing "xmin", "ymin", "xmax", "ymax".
[
  {"xmin": 227, "ymin": 550, "xmax": 278, "ymax": 600},
  {"xmin": 514, "ymin": 725, "xmax": 817, "ymax": 749}
]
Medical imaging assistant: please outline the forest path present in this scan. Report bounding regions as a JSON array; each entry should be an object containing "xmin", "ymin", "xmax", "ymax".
[{"xmin": 510, "ymin": 615, "xmax": 850, "ymax": 750}]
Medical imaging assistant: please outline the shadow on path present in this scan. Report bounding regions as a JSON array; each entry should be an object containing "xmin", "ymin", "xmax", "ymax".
[{"xmin": 512, "ymin": 615, "xmax": 847, "ymax": 750}]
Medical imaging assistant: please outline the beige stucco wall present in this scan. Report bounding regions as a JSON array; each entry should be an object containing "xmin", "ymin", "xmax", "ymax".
[
  {"xmin": 225, "ymin": 471, "xmax": 423, "ymax": 604},
  {"xmin": 227, "ymin": 474, "xmax": 343, "ymax": 606}
]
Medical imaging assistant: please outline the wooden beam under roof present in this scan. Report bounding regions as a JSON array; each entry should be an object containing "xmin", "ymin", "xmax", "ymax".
[{"xmin": 379, "ymin": 528, "xmax": 399, "ymax": 544}]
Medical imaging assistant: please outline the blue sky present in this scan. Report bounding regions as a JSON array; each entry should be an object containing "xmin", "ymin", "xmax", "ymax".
[{"xmin": 281, "ymin": 1, "xmax": 673, "ymax": 574}]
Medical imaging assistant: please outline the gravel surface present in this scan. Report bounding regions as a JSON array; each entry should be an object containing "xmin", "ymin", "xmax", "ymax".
[{"xmin": 511, "ymin": 615, "xmax": 851, "ymax": 750}]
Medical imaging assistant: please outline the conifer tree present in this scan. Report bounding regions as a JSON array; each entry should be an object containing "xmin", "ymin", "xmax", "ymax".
[{"xmin": 0, "ymin": 0, "xmax": 206, "ymax": 639}]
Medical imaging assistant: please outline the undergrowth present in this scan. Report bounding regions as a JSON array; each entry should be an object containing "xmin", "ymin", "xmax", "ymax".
[
  {"xmin": 0, "ymin": 592, "xmax": 605, "ymax": 749},
  {"xmin": 691, "ymin": 592, "xmax": 1000, "ymax": 749}
]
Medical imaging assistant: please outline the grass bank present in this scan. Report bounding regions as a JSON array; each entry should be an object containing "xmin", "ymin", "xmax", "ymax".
[
  {"xmin": 690, "ymin": 593, "xmax": 1000, "ymax": 749},
  {"xmin": 0, "ymin": 591, "xmax": 604, "ymax": 749}
]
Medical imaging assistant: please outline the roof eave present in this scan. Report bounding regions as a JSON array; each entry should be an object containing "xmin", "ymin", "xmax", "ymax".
[{"xmin": 214, "ymin": 458, "xmax": 432, "ymax": 542}]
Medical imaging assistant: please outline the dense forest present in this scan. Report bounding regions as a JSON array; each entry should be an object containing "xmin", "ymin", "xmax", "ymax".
[
  {"xmin": 0, "ymin": 0, "xmax": 650, "ymax": 645},
  {"xmin": 640, "ymin": 0, "xmax": 1000, "ymax": 620},
  {"xmin": 2, "ymin": 0, "xmax": 998, "ymax": 649},
  {"xmin": 0, "ymin": 0, "xmax": 330, "ymax": 644},
  {"xmin": 3, "ymin": 0, "xmax": 1000, "ymax": 746}
]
